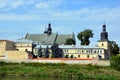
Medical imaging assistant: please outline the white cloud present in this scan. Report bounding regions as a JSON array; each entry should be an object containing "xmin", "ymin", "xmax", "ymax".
[
  {"xmin": 0, "ymin": 0, "xmax": 25, "ymax": 11},
  {"xmin": 34, "ymin": 0, "xmax": 63, "ymax": 10}
]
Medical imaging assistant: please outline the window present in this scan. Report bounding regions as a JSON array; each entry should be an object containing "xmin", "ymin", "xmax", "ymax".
[
  {"xmin": 70, "ymin": 55, "xmax": 73, "ymax": 58},
  {"xmin": 78, "ymin": 55, "xmax": 80, "ymax": 58},
  {"xmin": 86, "ymin": 50, "xmax": 88, "ymax": 53},
  {"xmin": 102, "ymin": 43, "xmax": 104, "ymax": 46},
  {"xmin": 82, "ymin": 50, "xmax": 84, "ymax": 53},
  {"xmin": 65, "ymin": 55, "xmax": 68, "ymax": 58},
  {"xmin": 97, "ymin": 50, "xmax": 99, "ymax": 53},
  {"xmin": 25, "ymin": 49, "xmax": 28, "ymax": 52},
  {"xmin": 64, "ymin": 49, "xmax": 68, "ymax": 53},
  {"xmin": 77, "ymin": 49, "xmax": 80, "ymax": 53},
  {"xmin": 94, "ymin": 50, "xmax": 96, "ymax": 53},
  {"xmin": 87, "ymin": 55, "xmax": 90, "ymax": 58},
  {"xmin": 100, "ymin": 50, "xmax": 102, "ymax": 53}
]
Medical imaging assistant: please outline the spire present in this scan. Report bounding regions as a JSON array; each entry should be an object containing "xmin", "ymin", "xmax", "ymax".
[
  {"xmin": 102, "ymin": 24, "xmax": 106, "ymax": 32},
  {"xmin": 44, "ymin": 23, "xmax": 52, "ymax": 35},
  {"xmin": 100, "ymin": 24, "xmax": 108, "ymax": 41},
  {"xmin": 47, "ymin": 23, "xmax": 52, "ymax": 35}
]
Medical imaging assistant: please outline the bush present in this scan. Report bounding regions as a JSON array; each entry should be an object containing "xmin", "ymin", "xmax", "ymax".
[{"xmin": 110, "ymin": 55, "xmax": 120, "ymax": 71}]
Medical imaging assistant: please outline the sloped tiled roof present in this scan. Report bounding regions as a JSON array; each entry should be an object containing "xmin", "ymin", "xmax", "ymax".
[
  {"xmin": 55, "ymin": 34, "xmax": 73, "ymax": 45},
  {"xmin": 24, "ymin": 33, "xmax": 75, "ymax": 45},
  {"xmin": 25, "ymin": 33, "xmax": 57, "ymax": 45}
]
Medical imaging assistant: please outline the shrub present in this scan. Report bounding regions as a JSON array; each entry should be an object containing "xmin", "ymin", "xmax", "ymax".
[{"xmin": 110, "ymin": 55, "xmax": 120, "ymax": 71}]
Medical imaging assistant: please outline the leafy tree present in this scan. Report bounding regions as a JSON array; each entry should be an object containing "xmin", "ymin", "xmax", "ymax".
[
  {"xmin": 31, "ymin": 42, "xmax": 37, "ymax": 58},
  {"xmin": 50, "ymin": 43, "xmax": 63, "ymax": 58},
  {"xmin": 38, "ymin": 46, "xmax": 43, "ymax": 57},
  {"xmin": 44, "ymin": 46, "xmax": 50, "ymax": 58},
  {"xmin": 110, "ymin": 55, "xmax": 120, "ymax": 71},
  {"xmin": 77, "ymin": 29, "xmax": 94, "ymax": 45},
  {"xmin": 110, "ymin": 41, "xmax": 119, "ymax": 56},
  {"xmin": 65, "ymin": 38, "xmax": 76, "ymax": 45}
]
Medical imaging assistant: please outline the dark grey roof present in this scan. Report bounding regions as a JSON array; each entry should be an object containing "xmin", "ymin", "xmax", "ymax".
[
  {"xmin": 56, "ymin": 34, "xmax": 73, "ymax": 45},
  {"xmin": 25, "ymin": 33, "xmax": 57, "ymax": 45},
  {"xmin": 15, "ymin": 39, "xmax": 32, "ymax": 44},
  {"xmin": 25, "ymin": 33, "xmax": 75, "ymax": 45}
]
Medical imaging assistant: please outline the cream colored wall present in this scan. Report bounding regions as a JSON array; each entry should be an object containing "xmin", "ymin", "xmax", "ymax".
[
  {"xmin": 63, "ymin": 48, "xmax": 105, "ymax": 59},
  {"xmin": 64, "ymin": 53, "xmax": 104, "ymax": 59},
  {"xmin": 98, "ymin": 41, "xmax": 109, "ymax": 50},
  {"xmin": 4, "ymin": 51, "xmax": 28, "ymax": 61},
  {"xmin": 0, "ymin": 40, "xmax": 14, "ymax": 55},
  {"xmin": 16, "ymin": 47, "xmax": 32, "ymax": 51},
  {"xmin": 15, "ymin": 43, "xmax": 32, "ymax": 51},
  {"xmin": 6, "ymin": 41, "xmax": 14, "ymax": 50},
  {"xmin": 0, "ymin": 41, "xmax": 6, "ymax": 52}
]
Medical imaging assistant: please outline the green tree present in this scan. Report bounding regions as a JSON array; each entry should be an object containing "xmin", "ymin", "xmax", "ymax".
[
  {"xmin": 50, "ymin": 43, "xmax": 63, "ymax": 58},
  {"xmin": 44, "ymin": 46, "xmax": 50, "ymax": 58},
  {"xmin": 38, "ymin": 46, "xmax": 43, "ymax": 57},
  {"xmin": 77, "ymin": 29, "xmax": 94, "ymax": 45},
  {"xmin": 110, "ymin": 55, "xmax": 120, "ymax": 71},
  {"xmin": 110, "ymin": 41, "xmax": 119, "ymax": 56},
  {"xmin": 65, "ymin": 38, "xmax": 76, "ymax": 45}
]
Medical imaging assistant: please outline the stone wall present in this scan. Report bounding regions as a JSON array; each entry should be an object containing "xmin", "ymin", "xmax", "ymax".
[
  {"xmin": 2, "ymin": 51, "xmax": 28, "ymax": 62},
  {"xmin": 27, "ymin": 58, "xmax": 110, "ymax": 66}
]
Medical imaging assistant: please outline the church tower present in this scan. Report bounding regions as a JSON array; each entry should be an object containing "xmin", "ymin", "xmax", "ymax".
[
  {"xmin": 44, "ymin": 23, "xmax": 52, "ymax": 35},
  {"xmin": 47, "ymin": 23, "xmax": 52, "ymax": 35},
  {"xmin": 98, "ymin": 24, "xmax": 110, "ymax": 59},
  {"xmin": 98, "ymin": 24, "xmax": 109, "ymax": 50}
]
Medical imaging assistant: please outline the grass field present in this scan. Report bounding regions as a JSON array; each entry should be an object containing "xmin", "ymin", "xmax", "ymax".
[{"xmin": 0, "ymin": 61, "xmax": 120, "ymax": 80}]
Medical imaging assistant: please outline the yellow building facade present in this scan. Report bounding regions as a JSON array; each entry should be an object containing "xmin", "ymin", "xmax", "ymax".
[
  {"xmin": 34, "ymin": 45, "xmax": 105, "ymax": 59},
  {"xmin": 0, "ymin": 40, "xmax": 15, "ymax": 55},
  {"xmin": 0, "ymin": 40, "xmax": 29, "ymax": 61},
  {"xmin": 15, "ymin": 39, "xmax": 32, "ymax": 52}
]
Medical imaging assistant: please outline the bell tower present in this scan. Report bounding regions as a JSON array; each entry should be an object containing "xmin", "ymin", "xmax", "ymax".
[
  {"xmin": 98, "ymin": 24, "xmax": 109, "ymax": 50},
  {"xmin": 100, "ymin": 24, "xmax": 108, "ymax": 41},
  {"xmin": 98, "ymin": 24, "xmax": 110, "ymax": 59},
  {"xmin": 44, "ymin": 23, "xmax": 52, "ymax": 35}
]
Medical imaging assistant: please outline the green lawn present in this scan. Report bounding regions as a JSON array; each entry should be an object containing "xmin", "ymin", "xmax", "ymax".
[{"xmin": 0, "ymin": 62, "xmax": 120, "ymax": 80}]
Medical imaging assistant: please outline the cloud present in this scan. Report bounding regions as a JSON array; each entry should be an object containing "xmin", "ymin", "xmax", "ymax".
[
  {"xmin": 0, "ymin": 0, "xmax": 25, "ymax": 11},
  {"xmin": 34, "ymin": 0, "xmax": 63, "ymax": 10}
]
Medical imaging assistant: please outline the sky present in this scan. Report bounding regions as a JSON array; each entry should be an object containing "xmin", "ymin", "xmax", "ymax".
[{"xmin": 0, "ymin": 0, "xmax": 120, "ymax": 46}]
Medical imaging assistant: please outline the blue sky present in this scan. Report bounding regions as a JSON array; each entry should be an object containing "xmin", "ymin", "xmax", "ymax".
[{"xmin": 0, "ymin": 0, "xmax": 120, "ymax": 46}]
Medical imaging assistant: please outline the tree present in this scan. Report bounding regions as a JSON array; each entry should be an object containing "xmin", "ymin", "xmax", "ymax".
[
  {"xmin": 77, "ymin": 29, "xmax": 94, "ymax": 45},
  {"xmin": 110, "ymin": 41, "xmax": 119, "ymax": 56},
  {"xmin": 44, "ymin": 46, "xmax": 50, "ymax": 58},
  {"xmin": 50, "ymin": 43, "xmax": 63, "ymax": 58},
  {"xmin": 31, "ymin": 42, "xmax": 37, "ymax": 58},
  {"xmin": 65, "ymin": 38, "xmax": 76, "ymax": 45},
  {"xmin": 38, "ymin": 46, "xmax": 43, "ymax": 57},
  {"xmin": 110, "ymin": 55, "xmax": 120, "ymax": 71}
]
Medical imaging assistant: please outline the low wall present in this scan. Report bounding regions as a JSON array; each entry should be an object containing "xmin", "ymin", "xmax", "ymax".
[{"xmin": 26, "ymin": 58, "xmax": 110, "ymax": 66}]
